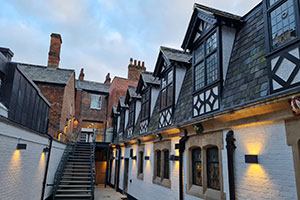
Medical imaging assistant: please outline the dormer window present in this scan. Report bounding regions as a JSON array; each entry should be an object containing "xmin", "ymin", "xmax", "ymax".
[
  {"xmin": 194, "ymin": 31, "xmax": 218, "ymax": 91},
  {"xmin": 161, "ymin": 70, "xmax": 173, "ymax": 110},
  {"xmin": 141, "ymin": 89, "xmax": 150, "ymax": 120},
  {"xmin": 128, "ymin": 101, "xmax": 135, "ymax": 128},
  {"xmin": 266, "ymin": 0, "xmax": 297, "ymax": 50},
  {"xmin": 119, "ymin": 109, "xmax": 125, "ymax": 133}
]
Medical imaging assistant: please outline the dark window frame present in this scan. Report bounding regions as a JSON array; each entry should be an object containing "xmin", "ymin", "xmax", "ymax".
[
  {"xmin": 206, "ymin": 146, "xmax": 220, "ymax": 191},
  {"xmin": 141, "ymin": 87, "xmax": 151, "ymax": 121},
  {"xmin": 163, "ymin": 149, "xmax": 170, "ymax": 179},
  {"xmin": 138, "ymin": 151, "xmax": 144, "ymax": 175},
  {"xmin": 156, "ymin": 150, "xmax": 161, "ymax": 177},
  {"xmin": 127, "ymin": 100, "xmax": 136, "ymax": 128},
  {"xmin": 193, "ymin": 28, "xmax": 220, "ymax": 93},
  {"xmin": 192, "ymin": 148, "xmax": 202, "ymax": 186},
  {"xmin": 119, "ymin": 108, "xmax": 125, "ymax": 133},
  {"xmin": 263, "ymin": 0, "xmax": 300, "ymax": 55},
  {"xmin": 160, "ymin": 67, "xmax": 174, "ymax": 111}
]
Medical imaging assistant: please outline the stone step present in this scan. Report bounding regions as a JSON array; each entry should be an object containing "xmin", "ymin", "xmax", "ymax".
[{"xmin": 65, "ymin": 166, "xmax": 90, "ymax": 168}]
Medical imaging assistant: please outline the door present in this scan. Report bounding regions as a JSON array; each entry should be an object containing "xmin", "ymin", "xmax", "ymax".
[{"xmin": 123, "ymin": 158, "xmax": 129, "ymax": 194}]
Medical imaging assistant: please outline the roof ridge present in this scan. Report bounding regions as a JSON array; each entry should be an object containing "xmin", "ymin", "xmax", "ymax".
[
  {"xmin": 76, "ymin": 79, "xmax": 108, "ymax": 86},
  {"xmin": 194, "ymin": 3, "xmax": 242, "ymax": 19},
  {"xmin": 17, "ymin": 62, "xmax": 74, "ymax": 72},
  {"xmin": 160, "ymin": 46, "xmax": 189, "ymax": 54}
]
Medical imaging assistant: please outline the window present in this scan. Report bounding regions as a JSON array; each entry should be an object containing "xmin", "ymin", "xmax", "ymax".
[
  {"xmin": 163, "ymin": 150, "xmax": 169, "ymax": 179},
  {"xmin": 138, "ymin": 151, "xmax": 144, "ymax": 175},
  {"xmin": 266, "ymin": 0, "xmax": 297, "ymax": 49},
  {"xmin": 207, "ymin": 147, "xmax": 220, "ymax": 190},
  {"xmin": 192, "ymin": 148, "xmax": 202, "ymax": 186},
  {"xmin": 141, "ymin": 89, "xmax": 150, "ymax": 120},
  {"xmin": 161, "ymin": 70, "xmax": 173, "ymax": 110},
  {"xmin": 119, "ymin": 110, "xmax": 125, "ymax": 133},
  {"xmin": 90, "ymin": 94, "xmax": 102, "ymax": 109},
  {"xmin": 194, "ymin": 32, "xmax": 218, "ymax": 91},
  {"xmin": 156, "ymin": 150, "xmax": 161, "ymax": 177},
  {"xmin": 128, "ymin": 101, "xmax": 135, "ymax": 127}
]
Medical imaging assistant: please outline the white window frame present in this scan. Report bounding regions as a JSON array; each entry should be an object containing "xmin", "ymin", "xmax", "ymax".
[{"xmin": 90, "ymin": 94, "xmax": 102, "ymax": 110}]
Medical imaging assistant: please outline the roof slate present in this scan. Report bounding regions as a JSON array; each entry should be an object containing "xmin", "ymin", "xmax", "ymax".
[
  {"xmin": 127, "ymin": 86, "xmax": 141, "ymax": 99},
  {"xmin": 76, "ymin": 80, "xmax": 109, "ymax": 93},
  {"xmin": 160, "ymin": 46, "xmax": 192, "ymax": 64},
  {"xmin": 141, "ymin": 71, "xmax": 160, "ymax": 86},
  {"xmin": 18, "ymin": 63, "xmax": 74, "ymax": 85},
  {"xmin": 221, "ymin": 5, "xmax": 268, "ymax": 108}
]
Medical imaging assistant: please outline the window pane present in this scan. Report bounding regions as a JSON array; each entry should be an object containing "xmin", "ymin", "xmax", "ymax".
[
  {"xmin": 145, "ymin": 101, "xmax": 149, "ymax": 118},
  {"xmin": 206, "ymin": 32, "xmax": 217, "ymax": 55},
  {"xmin": 167, "ymin": 84, "xmax": 173, "ymax": 107},
  {"xmin": 162, "ymin": 77, "xmax": 166, "ymax": 88},
  {"xmin": 91, "ymin": 94, "xmax": 101, "ymax": 109},
  {"xmin": 270, "ymin": 0, "xmax": 296, "ymax": 48},
  {"xmin": 207, "ymin": 147, "xmax": 220, "ymax": 190},
  {"xmin": 168, "ymin": 70, "xmax": 173, "ymax": 84},
  {"xmin": 164, "ymin": 150, "xmax": 169, "ymax": 179},
  {"xmin": 269, "ymin": 0, "xmax": 280, "ymax": 6},
  {"xmin": 161, "ymin": 89, "xmax": 167, "ymax": 109},
  {"xmin": 207, "ymin": 53, "xmax": 218, "ymax": 84},
  {"xmin": 194, "ymin": 44, "xmax": 204, "ymax": 64},
  {"xmin": 195, "ymin": 62, "xmax": 205, "ymax": 90},
  {"xmin": 192, "ymin": 148, "xmax": 202, "ymax": 186},
  {"xmin": 157, "ymin": 151, "xmax": 161, "ymax": 177}
]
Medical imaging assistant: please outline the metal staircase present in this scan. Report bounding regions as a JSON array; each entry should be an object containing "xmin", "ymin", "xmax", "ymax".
[{"xmin": 53, "ymin": 142, "xmax": 96, "ymax": 200}]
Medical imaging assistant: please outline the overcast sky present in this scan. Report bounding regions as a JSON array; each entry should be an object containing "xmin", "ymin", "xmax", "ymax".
[{"xmin": 0, "ymin": 0, "xmax": 261, "ymax": 82}]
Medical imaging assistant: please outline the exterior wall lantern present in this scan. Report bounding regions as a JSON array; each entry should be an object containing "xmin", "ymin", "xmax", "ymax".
[
  {"xmin": 170, "ymin": 155, "xmax": 179, "ymax": 161},
  {"xmin": 16, "ymin": 143, "xmax": 27, "ymax": 150},
  {"xmin": 130, "ymin": 149, "xmax": 136, "ymax": 159},
  {"xmin": 156, "ymin": 133, "xmax": 163, "ymax": 141},
  {"xmin": 144, "ymin": 156, "xmax": 150, "ymax": 160},
  {"xmin": 245, "ymin": 155, "xmax": 258, "ymax": 163},
  {"xmin": 193, "ymin": 123, "xmax": 203, "ymax": 134},
  {"xmin": 73, "ymin": 118, "xmax": 79, "ymax": 128},
  {"xmin": 43, "ymin": 147, "xmax": 50, "ymax": 153}
]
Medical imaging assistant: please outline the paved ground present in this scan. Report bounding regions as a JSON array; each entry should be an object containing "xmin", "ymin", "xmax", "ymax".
[{"xmin": 95, "ymin": 185, "xmax": 127, "ymax": 200}]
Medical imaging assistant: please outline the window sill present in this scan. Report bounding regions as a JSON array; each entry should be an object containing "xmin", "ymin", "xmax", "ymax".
[
  {"xmin": 90, "ymin": 107, "xmax": 102, "ymax": 110},
  {"xmin": 186, "ymin": 184, "xmax": 203, "ymax": 198},
  {"xmin": 153, "ymin": 176, "xmax": 171, "ymax": 188},
  {"xmin": 137, "ymin": 173, "xmax": 144, "ymax": 180},
  {"xmin": 204, "ymin": 188, "xmax": 224, "ymax": 200}
]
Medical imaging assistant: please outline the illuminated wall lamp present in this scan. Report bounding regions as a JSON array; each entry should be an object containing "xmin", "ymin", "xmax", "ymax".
[
  {"xmin": 170, "ymin": 155, "xmax": 179, "ymax": 161},
  {"xmin": 132, "ymin": 156, "xmax": 137, "ymax": 160},
  {"xmin": 245, "ymin": 155, "xmax": 258, "ymax": 164},
  {"xmin": 121, "ymin": 156, "xmax": 124, "ymax": 159},
  {"xmin": 16, "ymin": 143, "xmax": 27, "ymax": 150},
  {"xmin": 144, "ymin": 156, "xmax": 150, "ymax": 160},
  {"xmin": 43, "ymin": 147, "xmax": 50, "ymax": 153}
]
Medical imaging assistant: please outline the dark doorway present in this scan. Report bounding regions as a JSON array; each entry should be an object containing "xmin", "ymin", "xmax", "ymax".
[{"xmin": 123, "ymin": 158, "xmax": 129, "ymax": 194}]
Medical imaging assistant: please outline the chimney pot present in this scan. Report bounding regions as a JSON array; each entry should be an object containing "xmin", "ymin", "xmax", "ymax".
[
  {"xmin": 134, "ymin": 60, "xmax": 137, "ymax": 65},
  {"xmin": 138, "ymin": 61, "xmax": 140, "ymax": 66},
  {"xmin": 47, "ymin": 33, "xmax": 62, "ymax": 69},
  {"xmin": 104, "ymin": 73, "xmax": 111, "ymax": 85},
  {"xmin": 79, "ymin": 68, "xmax": 85, "ymax": 81},
  {"xmin": 130, "ymin": 58, "xmax": 133, "ymax": 65},
  {"xmin": 142, "ymin": 61, "xmax": 145, "ymax": 67}
]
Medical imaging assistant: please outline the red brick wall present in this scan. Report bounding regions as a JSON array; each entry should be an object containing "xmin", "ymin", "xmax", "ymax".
[
  {"xmin": 107, "ymin": 77, "xmax": 138, "ymax": 127},
  {"xmin": 36, "ymin": 83, "xmax": 65, "ymax": 138},
  {"xmin": 128, "ymin": 65, "xmax": 146, "ymax": 81}
]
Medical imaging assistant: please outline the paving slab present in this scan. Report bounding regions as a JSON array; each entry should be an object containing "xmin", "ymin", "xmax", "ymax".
[{"xmin": 95, "ymin": 185, "xmax": 127, "ymax": 200}]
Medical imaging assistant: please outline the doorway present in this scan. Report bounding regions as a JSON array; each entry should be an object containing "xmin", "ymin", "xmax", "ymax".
[{"xmin": 123, "ymin": 158, "xmax": 129, "ymax": 194}]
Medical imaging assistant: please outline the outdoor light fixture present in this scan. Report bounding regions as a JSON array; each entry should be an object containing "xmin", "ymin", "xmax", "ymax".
[
  {"xmin": 156, "ymin": 133, "xmax": 163, "ymax": 141},
  {"xmin": 175, "ymin": 143, "xmax": 180, "ymax": 150},
  {"xmin": 170, "ymin": 155, "xmax": 179, "ymax": 161},
  {"xmin": 137, "ymin": 139, "xmax": 141, "ymax": 145},
  {"xmin": 16, "ymin": 143, "xmax": 27, "ymax": 150},
  {"xmin": 121, "ymin": 156, "xmax": 124, "ymax": 159},
  {"xmin": 43, "ymin": 147, "xmax": 50, "ymax": 153},
  {"xmin": 73, "ymin": 118, "xmax": 79, "ymax": 128},
  {"xmin": 144, "ymin": 156, "xmax": 150, "ymax": 160},
  {"xmin": 132, "ymin": 156, "xmax": 137, "ymax": 160},
  {"xmin": 193, "ymin": 123, "xmax": 204, "ymax": 134},
  {"xmin": 245, "ymin": 155, "xmax": 258, "ymax": 163}
]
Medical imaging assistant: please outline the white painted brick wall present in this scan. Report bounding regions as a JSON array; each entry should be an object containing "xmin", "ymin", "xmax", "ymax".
[
  {"xmin": 0, "ymin": 120, "xmax": 66, "ymax": 200},
  {"xmin": 226, "ymin": 121, "xmax": 297, "ymax": 200}
]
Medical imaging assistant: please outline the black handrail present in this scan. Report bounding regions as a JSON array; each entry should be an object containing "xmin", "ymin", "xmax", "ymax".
[
  {"xmin": 52, "ymin": 143, "xmax": 76, "ymax": 200},
  {"xmin": 90, "ymin": 140, "xmax": 96, "ymax": 200}
]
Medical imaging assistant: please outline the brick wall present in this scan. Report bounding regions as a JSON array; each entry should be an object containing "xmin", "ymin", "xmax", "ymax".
[
  {"xmin": 36, "ymin": 83, "xmax": 65, "ymax": 138},
  {"xmin": 0, "ymin": 119, "xmax": 66, "ymax": 200}
]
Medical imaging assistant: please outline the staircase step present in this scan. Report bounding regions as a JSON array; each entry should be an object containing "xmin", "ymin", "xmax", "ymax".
[
  {"xmin": 66, "ymin": 162, "xmax": 90, "ymax": 164},
  {"xmin": 58, "ymin": 185, "xmax": 91, "ymax": 188},
  {"xmin": 68, "ymin": 159, "xmax": 90, "ymax": 162},
  {"xmin": 57, "ymin": 189, "xmax": 91, "ymax": 193},
  {"xmin": 55, "ymin": 194, "xmax": 91, "ymax": 197},
  {"xmin": 62, "ymin": 176, "xmax": 91, "ymax": 179},
  {"xmin": 65, "ymin": 166, "xmax": 90, "ymax": 168},
  {"xmin": 64, "ymin": 169, "xmax": 90, "ymax": 172},
  {"xmin": 60, "ymin": 180, "xmax": 90, "ymax": 183},
  {"xmin": 63, "ymin": 172, "xmax": 90, "ymax": 175}
]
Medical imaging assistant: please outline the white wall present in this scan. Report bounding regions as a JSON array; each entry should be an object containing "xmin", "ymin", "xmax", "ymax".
[
  {"xmin": 151, "ymin": 87, "xmax": 160, "ymax": 116},
  {"xmin": 221, "ymin": 26, "xmax": 236, "ymax": 81},
  {"xmin": 227, "ymin": 121, "xmax": 297, "ymax": 200},
  {"xmin": 0, "ymin": 120, "xmax": 66, "ymax": 200},
  {"xmin": 175, "ymin": 67, "xmax": 186, "ymax": 105},
  {"xmin": 135, "ymin": 100, "xmax": 141, "ymax": 124}
]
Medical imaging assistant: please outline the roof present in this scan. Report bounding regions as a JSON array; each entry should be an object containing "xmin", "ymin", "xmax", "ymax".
[
  {"xmin": 194, "ymin": 3, "xmax": 241, "ymax": 21},
  {"xmin": 76, "ymin": 80, "xmax": 109, "ymax": 93},
  {"xmin": 117, "ymin": 96, "xmax": 128, "ymax": 112},
  {"xmin": 18, "ymin": 63, "xmax": 74, "ymax": 85},
  {"xmin": 111, "ymin": 104, "xmax": 119, "ymax": 117},
  {"xmin": 125, "ymin": 86, "xmax": 141, "ymax": 104},
  {"xmin": 160, "ymin": 46, "xmax": 192, "ymax": 64},
  {"xmin": 141, "ymin": 71, "xmax": 160, "ymax": 86}
]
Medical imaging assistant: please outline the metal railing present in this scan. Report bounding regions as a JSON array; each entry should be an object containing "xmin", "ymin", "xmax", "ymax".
[
  {"xmin": 52, "ymin": 143, "xmax": 76, "ymax": 200},
  {"xmin": 90, "ymin": 138, "xmax": 96, "ymax": 200}
]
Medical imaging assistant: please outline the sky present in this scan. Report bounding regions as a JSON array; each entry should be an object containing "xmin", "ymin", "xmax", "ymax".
[{"xmin": 0, "ymin": 0, "xmax": 261, "ymax": 83}]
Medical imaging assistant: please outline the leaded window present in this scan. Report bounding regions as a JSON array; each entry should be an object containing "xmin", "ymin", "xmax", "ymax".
[
  {"xmin": 163, "ymin": 150, "xmax": 169, "ymax": 179},
  {"xmin": 161, "ymin": 70, "xmax": 173, "ymax": 110},
  {"xmin": 141, "ymin": 89, "xmax": 150, "ymax": 120},
  {"xmin": 128, "ymin": 101, "xmax": 135, "ymax": 127},
  {"xmin": 119, "ymin": 109, "xmax": 125, "ymax": 133},
  {"xmin": 194, "ymin": 31, "xmax": 218, "ymax": 91},
  {"xmin": 156, "ymin": 150, "xmax": 161, "ymax": 177},
  {"xmin": 192, "ymin": 148, "xmax": 202, "ymax": 186},
  {"xmin": 267, "ymin": 0, "xmax": 297, "ymax": 49},
  {"xmin": 139, "ymin": 151, "xmax": 144, "ymax": 174},
  {"xmin": 207, "ymin": 147, "xmax": 220, "ymax": 190}
]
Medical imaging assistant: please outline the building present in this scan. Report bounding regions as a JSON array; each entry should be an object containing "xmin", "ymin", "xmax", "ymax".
[
  {"xmin": 109, "ymin": 1, "xmax": 300, "ymax": 200},
  {"xmin": 19, "ymin": 33, "xmax": 76, "ymax": 140}
]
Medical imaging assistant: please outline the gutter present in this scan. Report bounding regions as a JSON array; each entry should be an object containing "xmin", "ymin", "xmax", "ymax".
[
  {"xmin": 41, "ymin": 120, "xmax": 53, "ymax": 200},
  {"xmin": 179, "ymin": 130, "xmax": 189, "ymax": 200}
]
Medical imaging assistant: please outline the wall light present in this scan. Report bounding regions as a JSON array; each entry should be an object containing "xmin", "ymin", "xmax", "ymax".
[
  {"xmin": 43, "ymin": 147, "xmax": 50, "ymax": 153},
  {"xmin": 156, "ymin": 133, "xmax": 162, "ymax": 141},
  {"xmin": 132, "ymin": 156, "xmax": 137, "ymax": 160},
  {"xmin": 121, "ymin": 156, "xmax": 124, "ymax": 159},
  {"xmin": 245, "ymin": 155, "xmax": 258, "ymax": 163},
  {"xmin": 170, "ymin": 155, "xmax": 179, "ymax": 161},
  {"xmin": 175, "ymin": 143, "xmax": 180, "ymax": 149},
  {"xmin": 16, "ymin": 143, "xmax": 27, "ymax": 150},
  {"xmin": 144, "ymin": 156, "xmax": 150, "ymax": 160}
]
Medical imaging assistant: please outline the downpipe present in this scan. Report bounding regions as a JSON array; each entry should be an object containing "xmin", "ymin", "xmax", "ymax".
[
  {"xmin": 226, "ymin": 130, "xmax": 236, "ymax": 200},
  {"xmin": 179, "ymin": 129, "xmax": 189, "ymax": 200}
]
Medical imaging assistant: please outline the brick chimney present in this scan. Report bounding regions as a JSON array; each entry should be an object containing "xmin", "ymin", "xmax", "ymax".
[
  {"xmin": 104, "ymin": 73, "xmax": 111, "ymax": 85},
  {"xmin": 128, "ymin": 58, "xmax": 146, "ymax": 81},
  {"xmin": 79, "ymin": 68, "xmax": 84, "ymax": 81},
  {"xmin": 47, "ymin": 33, "xmax": 62, "ymax": 69}
]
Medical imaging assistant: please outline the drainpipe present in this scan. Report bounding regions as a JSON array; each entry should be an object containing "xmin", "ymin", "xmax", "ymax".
[
  {"xmin": 179, "ymin": 129, "xmax": 189, "ymax": 200},
  {"xmin": 41, "ymin": 120, "xmax": 53, "ymax": 200},
  {"xmin": 116, "ymin": 145, "xmax": 121, "ymax": 191},
  {"xmin": 226, "ymin": 130, "xmax": 236, "ymax": 200}
]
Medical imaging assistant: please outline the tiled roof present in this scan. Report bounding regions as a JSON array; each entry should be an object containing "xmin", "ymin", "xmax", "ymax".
[
  {"xmin": 18, "ymin": 63, "xmax": 74, "ymax": 85},
  {"xmin": 76, "ymin": 80, "xmax": 109, "ymax": 93},
  {"xmin": 127, "ymin": 86, "xmax": 141, "ymax": 99},
  {"xmin": 141, "ymin": 71, "xmax": 160, "ymax": 86},
  {"xmin": 221, "ymin": 5, "xmax": 268, "ymax": 108},
  {"xmin": 112, "ymin": 104, "xmax": 119, "ymax": 115},
  {"xmin": 160, "ymin": 46, "xmax": 192, "ymax": 64},
  {"xmin": 119, "ymin": 96, "xmax": 127, "ymax": 108}
]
